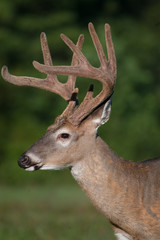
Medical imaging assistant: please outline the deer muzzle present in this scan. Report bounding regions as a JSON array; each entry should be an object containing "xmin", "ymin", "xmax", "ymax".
[{"xmin": 18, "ymin": 154, "xmax": 41, "ymax": 171}]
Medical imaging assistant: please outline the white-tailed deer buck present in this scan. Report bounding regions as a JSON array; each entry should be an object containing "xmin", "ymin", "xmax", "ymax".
[{"xmin": 1, "ymin": 23, "xmax": 160, "ymax": 240}]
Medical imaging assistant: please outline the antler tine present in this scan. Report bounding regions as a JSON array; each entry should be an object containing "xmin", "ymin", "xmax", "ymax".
[
  {"xmin": 88, "ymin": 22, "xmax": 107, "ymax": 71},
  {"xmin": 1, "ymin": 34, "xmax": 84, "ymax": 101},
  {"xmin": 66, "ymin": 34, "xmax": 84, "ymax": 96},
  {"xmin": 40, "ymin": 32, "xmax": 62, "ymax": 93},
  {"xmin": 40, "ymin": 32, "xmax": 53, "ymax": 66},
  {"xmin": 105, "ymin": 24, "xmax": 117, "ymax": 81}
]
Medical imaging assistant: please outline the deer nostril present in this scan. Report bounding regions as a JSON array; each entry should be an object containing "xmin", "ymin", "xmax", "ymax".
[
  {"xmin": 18, "ymin": 154, "xmax": 31, "ymax": 168},
  {"xmin": 22, "ymin": 155, "xmax": 31, "ymax": 164}
]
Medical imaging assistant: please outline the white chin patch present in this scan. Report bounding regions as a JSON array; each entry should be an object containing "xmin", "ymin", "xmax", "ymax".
[
  {"xmin": 25, "ymin": 165, "xmax": 64, "ymax": 171},
  {"xmin": 40, "ymin": 165, "xmax": 64, "ymax": 170},
  {"xmin": 115, "ymin": 233, "xmax": 133, "ymax": 240},
  {"xmin": 25, "ymin": 166, "xmax": 35, "ymax": 171},
  {"xmin": 40, "ymin": 163, "xmax": 72, "ymax": 171}
]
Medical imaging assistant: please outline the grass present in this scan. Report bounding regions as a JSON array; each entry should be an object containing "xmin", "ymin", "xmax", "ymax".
[{"xmin": 0, "ymin": 182, "xmax": 116, "ymax": 240}]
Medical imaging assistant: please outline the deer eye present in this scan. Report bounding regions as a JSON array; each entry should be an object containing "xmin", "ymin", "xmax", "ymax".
[
  {"xmin": 60, "ymin": 133, "xmax": 70, "ymax": 139},
  {"xmin": 56, "ymin": 130, "xmax": 72, "ymax": 144}
]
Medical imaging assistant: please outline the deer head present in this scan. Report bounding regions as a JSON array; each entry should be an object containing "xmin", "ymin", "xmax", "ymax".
[{"xmin": 1, "ymin": 23, "xmax": 116, "ymax": 171}]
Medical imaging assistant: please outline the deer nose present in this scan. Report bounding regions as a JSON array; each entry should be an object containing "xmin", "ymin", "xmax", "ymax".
[{"xmin": 18, "ymin": 154, "xmax": 31, "ymax": 168}]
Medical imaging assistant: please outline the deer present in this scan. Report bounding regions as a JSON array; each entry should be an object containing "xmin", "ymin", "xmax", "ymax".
[{"xmin": 1, "ymin": 23, "xmax": 160, "ymax": 240}]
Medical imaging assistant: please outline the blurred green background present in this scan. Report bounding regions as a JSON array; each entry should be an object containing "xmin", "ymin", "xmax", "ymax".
[{"xmin": 0, "ymin": 0, "xmax": 160, "ymax": 239}]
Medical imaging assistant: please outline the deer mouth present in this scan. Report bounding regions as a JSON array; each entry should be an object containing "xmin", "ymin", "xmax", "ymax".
[{"xmin": 25, "ymin": 165, "xmax": 42, "ymax": 171}]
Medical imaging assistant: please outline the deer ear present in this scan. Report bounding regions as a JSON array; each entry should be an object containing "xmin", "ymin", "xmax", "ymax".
[{"xmin": 90, "ymin": 96, "xmax": 112, "ymax": 129}]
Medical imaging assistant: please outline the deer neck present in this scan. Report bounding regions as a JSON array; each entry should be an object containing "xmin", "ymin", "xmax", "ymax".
[{"xmin": 71, "ymin": 136, "xmax": 136, "ymax": 224}]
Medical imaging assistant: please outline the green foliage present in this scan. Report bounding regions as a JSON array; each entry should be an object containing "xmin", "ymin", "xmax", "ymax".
[{"xmin": 0, "ymin": 184, "xmax": 116, "ymax": 240}]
